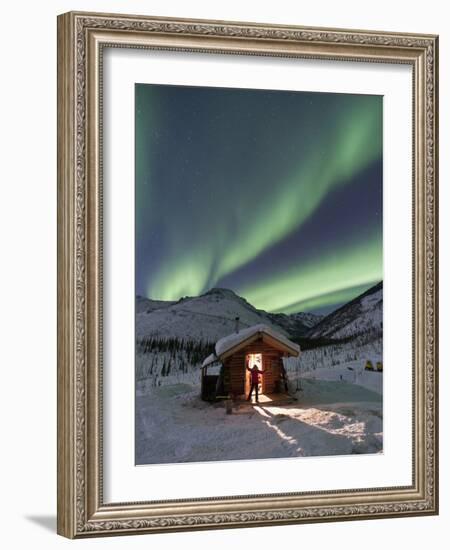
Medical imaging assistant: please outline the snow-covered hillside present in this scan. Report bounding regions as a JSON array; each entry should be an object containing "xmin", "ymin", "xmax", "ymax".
[
  {"xmin": 307, "ymin": 282, "xmax": 383, "ymax": 339},
  {"xmin": 283, "ymin": 331, "xmax": 382, "ymax": 379},
  {"xmin": 267, "ymin": 310, "xmax": 323, "ymax": 337},
  {"xmin": 136, "ymin": 295, "xmax": 175, "ymax": 314},
  {"xmin": 136, "ymin": 287, "xmax": 290, "ymax": 342},
  {"xmin": 137, "ymin": 283, "xmax": 382, "ymax": 344},
  {"xmin": 135, "ymin": 283, "xmax": 383, "ymax": 388}
]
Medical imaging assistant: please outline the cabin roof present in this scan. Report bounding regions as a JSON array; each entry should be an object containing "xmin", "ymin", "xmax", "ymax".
[
  {"xmin": 205, "ymin": 324, "xmax": 300, "ymax": 365},
  {"xmin": 202, "ymin": 353, "xmax": 218, "ymax": 368}
]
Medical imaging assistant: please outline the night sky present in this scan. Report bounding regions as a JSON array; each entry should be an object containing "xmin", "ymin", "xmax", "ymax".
[{"xmin": 135, "ymin": 84, "xmax": 382, "ymax": 314}]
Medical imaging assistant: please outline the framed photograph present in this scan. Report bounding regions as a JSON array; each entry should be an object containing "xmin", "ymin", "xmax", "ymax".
[{"xmin": 57, "ymin": 11, "xmax": 439, "ymax": 538}]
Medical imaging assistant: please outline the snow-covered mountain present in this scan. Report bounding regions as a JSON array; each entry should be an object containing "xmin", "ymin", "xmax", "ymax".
[
  {"xmin": 136, "ymin": 288, "xmax": 292, "ymax": 342},
  {"xmin": 136, "ymin": 295, "xmax": 175, "ymax": 314},
  {"xmin": 135, "ymin": 284, "xmax": 383, "ymax": 387},
  {"xmin": 267, "ymin": 311, "xmax": 324, "ymax": 338},
  {"xmin": 136, "ymin": 282, "xmax": 382, "ymax": 345},
  {"xmin": 136, "ymin": 288, "xmax": 323, "ymax": 343},
  {"xmin": 307, "ymin": 282, "xmax": 383, "ymax": 340}
]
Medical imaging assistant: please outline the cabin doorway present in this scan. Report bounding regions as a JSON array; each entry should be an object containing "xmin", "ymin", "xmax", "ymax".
[{"xmin": 245, "ymin": 353, "xmax": 263, "ymax": 399}]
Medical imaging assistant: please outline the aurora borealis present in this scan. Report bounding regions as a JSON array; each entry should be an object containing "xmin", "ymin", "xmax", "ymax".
[{"xmin": 136, "ymin": 84, "xmax": 383, "ymax": 314}]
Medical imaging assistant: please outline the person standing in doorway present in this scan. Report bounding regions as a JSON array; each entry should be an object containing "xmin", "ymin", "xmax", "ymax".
[{"xmin": 246, "ymin": 364, "xmax": 266, "ymax": 403}]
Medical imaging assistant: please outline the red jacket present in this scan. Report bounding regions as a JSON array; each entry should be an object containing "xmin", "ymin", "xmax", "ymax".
[{"xmin": 247, "ymin": 366, "xmax": 264, "ymax": 384}]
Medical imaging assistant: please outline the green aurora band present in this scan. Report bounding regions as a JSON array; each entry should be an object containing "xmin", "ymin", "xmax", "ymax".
[
  {"xmin": 137, "ymin": 87, "xmax": 382, "ymax": 313},
  {"xmin": 240, "ymin": 232, "xmax": 382, "ymax": 313}
]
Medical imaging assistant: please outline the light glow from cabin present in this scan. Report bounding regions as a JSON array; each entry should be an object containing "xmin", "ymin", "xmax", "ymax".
[{"xmin": 246, "ymin": 353, "xmax": 262, "ymax": 370}]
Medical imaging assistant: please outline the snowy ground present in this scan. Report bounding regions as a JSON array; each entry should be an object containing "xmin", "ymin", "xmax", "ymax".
[
  {"xmin": 135, "ymin": 365, "xmax": 383, "ymax": 465},
  {"xmin": 301, "ymin": 361, "xmax": 383, "ymax": 394}
]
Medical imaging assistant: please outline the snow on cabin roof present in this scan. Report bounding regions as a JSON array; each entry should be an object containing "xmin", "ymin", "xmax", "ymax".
[
  {"xmin": 214, "ymin": 324, "xmax": 300, "ymax": 358},
  {"xmin": 202, "ymin": 353, "xmax": 218, "ymax": 368}
]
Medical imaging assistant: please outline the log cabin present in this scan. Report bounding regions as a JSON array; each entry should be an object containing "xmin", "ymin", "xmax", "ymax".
[{"xmin": 201, "ymin": 324, "xmax": 300, "ymax": 402}]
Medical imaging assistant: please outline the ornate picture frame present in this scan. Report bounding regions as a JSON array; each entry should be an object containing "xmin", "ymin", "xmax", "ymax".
[{"xmin": 57, "ymin": 11, "xmax": 439, "ymax": 538}]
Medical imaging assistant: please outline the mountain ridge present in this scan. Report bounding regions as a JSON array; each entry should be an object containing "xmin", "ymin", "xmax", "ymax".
[
  {"xmin": 306, "ymin": 281, "xmax": 383, "ymax": 340},
  {"xmin": 136, "ymin": 284, "xmax": 382, "ymax": 344},
  {"xmin": 136, "ymin": 287, "xmax": 322, "ymax": 341}
]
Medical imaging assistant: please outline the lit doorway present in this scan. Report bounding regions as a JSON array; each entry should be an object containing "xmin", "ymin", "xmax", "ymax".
[{"xmin": 245, "ymin": 353, "xmax": 262, "ymax": 399}]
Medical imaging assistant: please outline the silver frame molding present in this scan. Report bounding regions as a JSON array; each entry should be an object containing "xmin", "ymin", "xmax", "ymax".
[{"xmin": 57, "ymin": 11, "xmax": 439, "ymax": 538}]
